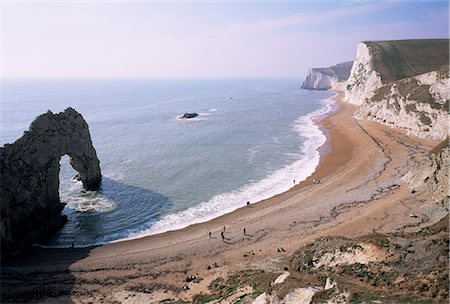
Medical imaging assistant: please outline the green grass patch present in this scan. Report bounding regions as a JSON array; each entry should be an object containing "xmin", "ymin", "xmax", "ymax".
[
  {"xmin": 161, "ymin": 300, "xmax": 190, "ymax": 304},
  {"xmin": 349, "ymin": 292, "xmax": 434, "ymax": 304},
  {"xmin": 365, "ymin": 39, "xmax": 449, "ymax": 82},
  {"xmin": 419, "ymin": 112, "xmax": 432, "ymax": 125}
]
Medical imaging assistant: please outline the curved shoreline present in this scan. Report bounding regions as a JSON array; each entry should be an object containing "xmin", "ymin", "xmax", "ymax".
[
  {"xmin": 3, "ymin": 91, "xmax": 440, "ymax": 303},
  {"xmin": 28, "ymin": 92, "xmax": 350, "ymax": 255},
  {"xmin": 118, "ymin": 92, "xmax": 339, "ymax": 243},
  {"xmin": 39, "ymin": 91, "xmax": 338, "ymax": 248}
]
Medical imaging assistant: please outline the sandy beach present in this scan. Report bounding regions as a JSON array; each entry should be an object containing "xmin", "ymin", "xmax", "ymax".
[{"xmin": 1, "ymin": 93, "xmax": 441, "ymax": 303}]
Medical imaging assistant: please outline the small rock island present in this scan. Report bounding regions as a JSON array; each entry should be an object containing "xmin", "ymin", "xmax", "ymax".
[
  {"xmin": 0, "ymin": 107, "xmax": 102, "ymax": 257},
  {"xmin": 180, "ymin": 113, "xmax": 198, "ymax": 119}
]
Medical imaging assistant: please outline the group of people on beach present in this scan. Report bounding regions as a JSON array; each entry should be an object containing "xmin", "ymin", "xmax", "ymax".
[
  {"xmin": 206, "ymin": 201, "xmax": 254, "ymax": 241},
  {"xmin": 208, "ymin": 225, "xmax": 248, "ymax": 241}
]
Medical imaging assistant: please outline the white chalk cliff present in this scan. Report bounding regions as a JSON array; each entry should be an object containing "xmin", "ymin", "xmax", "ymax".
[
  {"xmin": 344, "ymin": 43, "xmax": 383, "ymax": 105},
  {"xmin": 343, "ymin": 40, "xmax": 449, "ymax": 140},
  {"xmin": 354, "ymin": 67, "xmax": 449, "ymax": 140},
  {"xmin": 301, "ymin": 61, "xmax": 353, "ymax": 91}
]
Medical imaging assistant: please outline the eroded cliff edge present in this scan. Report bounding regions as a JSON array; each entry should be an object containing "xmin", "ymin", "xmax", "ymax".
[{"xmin": 0, "ymin": 108, "xmax": 101, "ymax": 257}]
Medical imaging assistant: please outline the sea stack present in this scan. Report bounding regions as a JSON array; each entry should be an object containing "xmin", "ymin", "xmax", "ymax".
[{"xmin": 0, "ymin": 107, "xmax": 102, "ymax": 257}]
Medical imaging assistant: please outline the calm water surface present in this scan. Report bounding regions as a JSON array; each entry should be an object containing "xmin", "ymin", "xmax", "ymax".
[{"xmin": 1, "ymin": 79, "xmax": 335, "ymax": 246}]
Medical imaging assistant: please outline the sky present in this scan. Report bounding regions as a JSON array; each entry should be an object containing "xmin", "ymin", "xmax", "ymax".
[{"xmin": 1, "ymin": 0, "xmax": 449, "ymax": 79}]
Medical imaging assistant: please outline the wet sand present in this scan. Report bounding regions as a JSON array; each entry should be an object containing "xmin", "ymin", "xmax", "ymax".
[{"xmin": 1, "ymin": 93, "xmax": 439, "ymax": 303}]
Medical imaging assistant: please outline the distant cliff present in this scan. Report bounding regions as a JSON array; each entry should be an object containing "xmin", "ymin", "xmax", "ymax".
[
  {"xmin": 301, "ymin": 61, "xmax": 353, "ymax": 91},
  {"xmin": 345, "ymin": 39, "xmax": 449, "ymax": 140},
  {"xmin": 0, "ymin": 108, "xmax": 101, "ymax": 257}
]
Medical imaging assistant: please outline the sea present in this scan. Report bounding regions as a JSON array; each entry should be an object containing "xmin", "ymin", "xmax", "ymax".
[{"xmin": 1, "ymin": 79, "xmax": 336, "ymax": 247}]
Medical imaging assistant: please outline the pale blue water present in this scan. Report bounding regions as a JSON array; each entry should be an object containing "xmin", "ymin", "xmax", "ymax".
[{"xmin": 1, "ymin": 79, "xmax": 335, "ymax": 247}]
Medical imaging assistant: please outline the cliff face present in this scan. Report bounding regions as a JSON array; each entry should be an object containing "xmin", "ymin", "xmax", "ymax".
[
  {"xmin": 402, "ymin": 137, "xmax": 449, "ymax": 202},
  {"xmin": 345, "ymin": 39, "xmax": 449, "ymax": 140},
  {"xmin": 344, "ymin": 43, "xmax": 383, "ymax": 105},
  {"xmin": 0, "ymin": 108, "xmax": 101, "ymax": 257},
  {"xmin": 355, "ymin": 66, "xmax": 449, "ymax": 140},
  {"xmin": 301, "ymin": 61, "xmax": 353, "ymax": 91}
]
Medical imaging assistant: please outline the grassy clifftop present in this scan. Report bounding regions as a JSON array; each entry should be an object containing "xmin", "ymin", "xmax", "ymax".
[{"xmin": 364, "ymin": 39, "xmax": 449, "ymax": 82}]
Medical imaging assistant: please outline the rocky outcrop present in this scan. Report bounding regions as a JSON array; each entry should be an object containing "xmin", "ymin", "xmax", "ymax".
[
  {"xmin": 402, "ymin": 137, "xmax": 449, "ymax": 202},
  {"xmin": 0, "ymin": 108, "xmax": 101, "ymax": 257},
  {"xmin": 180, "ymin": 113, "xmax": 198, "ymax": 119},
  {"xmin": 344, "ymin": 39, "xmax": 449, "ymax": 140},
  {"xmin": 301, "ymin": 61, "xmax": 353, "ymax": 91},
  {"xmin": 355, "ymin": 66, "xmax": 449, "ymax": 140}
]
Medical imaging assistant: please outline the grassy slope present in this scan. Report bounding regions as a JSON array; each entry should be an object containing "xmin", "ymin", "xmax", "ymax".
[{"xmin": 364, "ymin": 39, "xmax": 449, "ymax": 83}]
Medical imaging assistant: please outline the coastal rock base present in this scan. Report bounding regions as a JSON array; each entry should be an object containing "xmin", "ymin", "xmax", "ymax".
[{"xmin": 0, "ymin": 108, "xmax": 101, "ymax": 257}]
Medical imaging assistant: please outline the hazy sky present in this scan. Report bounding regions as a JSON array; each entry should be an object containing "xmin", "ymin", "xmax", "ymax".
[{"xmin": 2, "ymin": 0, "xmax": 448, "ymax": 79}]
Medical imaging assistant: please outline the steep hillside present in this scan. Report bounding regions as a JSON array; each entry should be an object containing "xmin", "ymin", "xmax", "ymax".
[
  {"xmin": 301, "ymin": 61, "xmax": 353, "ymax": 91},
  {"xmin": 345, "ymin": 39, "xmax": 449, "ymax": 140}
]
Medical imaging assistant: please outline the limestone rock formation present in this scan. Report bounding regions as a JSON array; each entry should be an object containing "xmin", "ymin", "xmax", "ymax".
[
  {"xmin": 344, "ymin": 39, "xmax": 449, "ymax": 140},
  {"xmin": 344, "ymin": 42, "xmax": 383, "ymax": 105},
  {"xmin": 355, "ymin": 66, "xmax": 449, "ymax": 140},
  {"xmin": 301, "ymin": 61, "xmax": 353, "ymax": 91},
  {"xmin": 0, "ymin": 108, "xmax": 101, "ymax": 257}
]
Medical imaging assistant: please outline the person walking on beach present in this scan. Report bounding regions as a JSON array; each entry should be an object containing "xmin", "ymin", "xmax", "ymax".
[
  {"xmin": 221, "ymin": 231, "xmax": 225, "ymax": 241},
  {"xmin": 243, "ymin": 228, "xmax": 246, "ymax": 235},
  {"xmin": 246, "ymin": 201, "xmax": 250, "ymax": 207},
  {"xmin": 208, "ymin": 231, "xmax": 212, "ymax": 238}
]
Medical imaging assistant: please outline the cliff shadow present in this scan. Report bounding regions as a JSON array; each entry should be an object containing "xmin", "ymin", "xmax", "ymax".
[
  {"xmin": 1, "ymin": 246, "xmax": 94, "ymax": 303},
  {"xmin": 1, "ymin": 177, "xmax": 173, "ymax": 303},
  {"xmin": 44, "ymin": 176, "xmax": 173, "ymax": 248}
]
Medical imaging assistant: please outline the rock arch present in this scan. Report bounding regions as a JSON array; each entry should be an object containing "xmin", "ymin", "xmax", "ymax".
[{"xmin": 1, "ymin": 108, "xmax": 101, "ymax": 257}]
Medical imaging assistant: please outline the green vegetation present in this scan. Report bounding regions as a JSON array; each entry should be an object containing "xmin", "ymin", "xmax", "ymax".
[
  {"xmin": 364, "ymin": 39, "xmax": 449, "ymax": 82},
  {"xmin": 405, "ymin": 103, "xmax": 417, "ymax": 113},
  {"xmin": 371, "ymin": 71, "xmax": 448, "ymax": 114},
  {"xmin": 161, "ymin": 300, "xmax": 190, "ymax": 304},
  {"xmin": 372, "ymin": 85, "xmax": 391, "ymax": 102},
  {"xmin": 192, "ymin": 293, "xmax": 220, "ymax": 304},
  {"xmin": 191, "ymin": 270, "xmax": 277, "ymax": 303},
  {"xmin": 349, "ymin": 293, "xmax": 435, "ymax": 304},
  {"xmin": 311, "ymin": 287, "xmax": 340, "ymax": 303},
  {"xmin": 419, "ymin": 112, "xmax": 432, "ymax": 125}
]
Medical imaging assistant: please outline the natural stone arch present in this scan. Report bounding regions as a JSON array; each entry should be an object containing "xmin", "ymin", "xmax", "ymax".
[{"xmin": 0, "ymin": 108, "xmax": 101, "ymax": 257}]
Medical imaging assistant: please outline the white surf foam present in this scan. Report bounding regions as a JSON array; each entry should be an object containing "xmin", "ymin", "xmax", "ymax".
[
  {"xmin": 121, "ymin": 95, "xmax": 337, "ymax": 241},
  {"xmin": 61, "ymin": 179, "xmax": 116, "ymax": 213}
]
